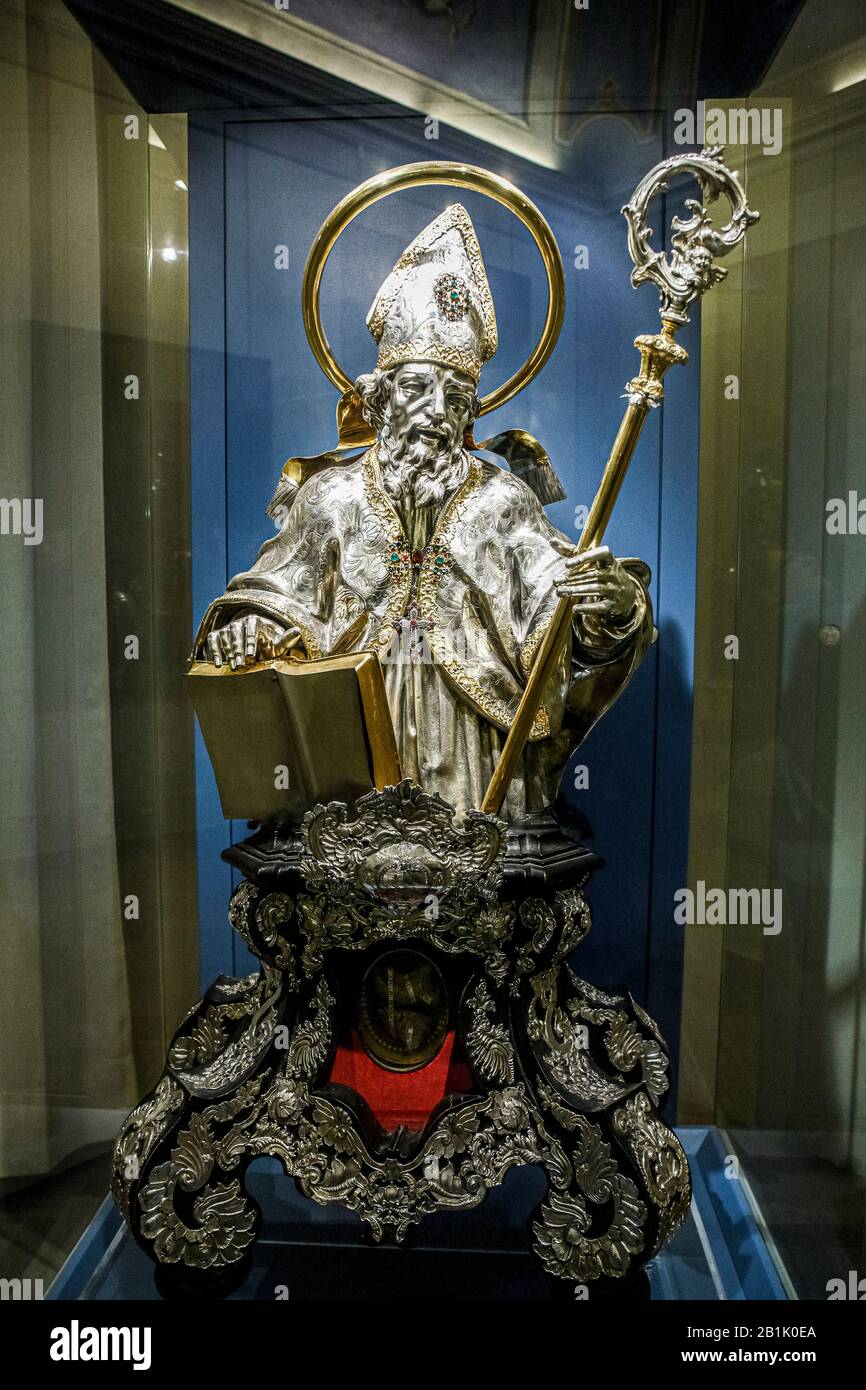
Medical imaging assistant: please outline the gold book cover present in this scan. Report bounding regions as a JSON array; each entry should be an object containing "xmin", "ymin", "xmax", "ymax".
[{"xmin": 187, "ymin": 651, "xmax": 401, "ymax": 823}]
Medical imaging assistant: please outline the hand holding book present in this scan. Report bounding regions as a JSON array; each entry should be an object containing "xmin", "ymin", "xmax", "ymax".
[{"xmin": 205, "ymin": 615, "xmax": 302, "ymax": 670}]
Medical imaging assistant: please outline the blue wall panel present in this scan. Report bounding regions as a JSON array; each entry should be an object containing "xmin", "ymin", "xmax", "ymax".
[{"xmin": 189, "ymin": 113, "xmax": 235, "ymax": 989}]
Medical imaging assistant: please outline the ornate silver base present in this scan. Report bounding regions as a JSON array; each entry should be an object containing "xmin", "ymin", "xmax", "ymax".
[{"xmin": 112, "ymin": 783, "xmax": 689, "ymax": 1294}]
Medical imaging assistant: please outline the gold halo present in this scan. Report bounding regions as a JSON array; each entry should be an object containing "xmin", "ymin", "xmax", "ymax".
[{"xmin": 301, "ymin": 160, "xmax": 565, "ymax": 417}]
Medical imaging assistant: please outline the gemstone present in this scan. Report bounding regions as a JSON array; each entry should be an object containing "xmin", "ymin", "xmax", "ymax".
[{"xmin": 433, "ymin": 271, "xmax": 469, "ymax": 321}]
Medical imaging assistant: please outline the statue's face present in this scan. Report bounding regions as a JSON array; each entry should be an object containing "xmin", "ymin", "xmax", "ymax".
[{"xmin": 387, "ymin": 362, "xmax": 475, "ymax": 459}]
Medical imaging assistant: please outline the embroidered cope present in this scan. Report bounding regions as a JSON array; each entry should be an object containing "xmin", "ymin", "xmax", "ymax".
[{"xmin": 194, "ymin": 448, "xmax": 652, "ymax": 819}]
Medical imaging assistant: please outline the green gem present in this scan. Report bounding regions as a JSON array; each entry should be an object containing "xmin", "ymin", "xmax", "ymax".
[
  {"xmin": 435, "ymin": 556, "xmax": 444, "ymax": 566},
  {"xmin": 391, "ymin": 552, "xmax": 399, "ymax": 562}
]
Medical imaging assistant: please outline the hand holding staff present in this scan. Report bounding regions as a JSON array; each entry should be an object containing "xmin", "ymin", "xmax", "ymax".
[{"xmin": 481, "ymin": 147, "xmax": 759, "ymax": 816}]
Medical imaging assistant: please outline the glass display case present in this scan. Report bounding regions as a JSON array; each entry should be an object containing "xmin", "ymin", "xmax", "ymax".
[{"xmin": 1, "ymin": 0, "xmax": 864, "ymax": 1327}]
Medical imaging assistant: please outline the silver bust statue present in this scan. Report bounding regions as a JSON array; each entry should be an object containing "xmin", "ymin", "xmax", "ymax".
[{"xmin": 193, "ymin": 204, "xmax": 653, "ymax": 819}]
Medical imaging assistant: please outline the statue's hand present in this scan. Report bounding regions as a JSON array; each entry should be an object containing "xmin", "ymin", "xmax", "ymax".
[
  {"xmin": 556, "ymin": 545, "xmax": 636, "ymax": 623},
  {"xmin": 205, "ymin": 615, "xmax": 302, "ymax": 669}
]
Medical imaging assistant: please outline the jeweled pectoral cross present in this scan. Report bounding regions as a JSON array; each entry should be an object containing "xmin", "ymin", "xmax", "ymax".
[
  {"xmin": 384, "ymin": 545, "xmax": 438, "ymax": 665},
  {"xmin": 388, "ymin": 602, "xmax": 435, "ymax": 665}
]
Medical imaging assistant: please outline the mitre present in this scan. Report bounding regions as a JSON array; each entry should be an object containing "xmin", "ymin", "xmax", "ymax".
[{"xmin": 367, "ymin": 203, "xmax": 498, "ymax": 384}]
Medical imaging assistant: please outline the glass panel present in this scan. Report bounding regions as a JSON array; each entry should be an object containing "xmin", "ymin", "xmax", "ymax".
[
  {"xmin": 0, "ymin": 0, "xmax": 195, "ymax": 1290},
  {"xmin": 683, "ymin": 77, "xmax": 866, "ymax": 1295}
]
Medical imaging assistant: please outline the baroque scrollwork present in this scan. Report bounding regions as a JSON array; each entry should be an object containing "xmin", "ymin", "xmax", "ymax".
[
  {"xmin": 527, "ymin": 967, "xmax": 635, "ymax": 1109},
  {"xmin": 131, "ymin": 977, "xmax": 550, "ymax": 1254},
  {"xmin": 292, "ymin": 780, "xmax": 515, "ymax": 980},
  {"xmin": 512, "ymin": 887, "xmax": 592, "ymax": 987},
  {"xmin": 612, "ymin": 1090, "xmax": 691, "ymax": 1253},
  {"xmin": 229, "ymin": 883, "xmax": 298, "ymax": 982},
  {"xmin": 465, "ymin": 977, "xmax": 515, "ymax": 1085},
  {"xmin": 111, "ymin": 1075, "xmax": 185, "ymax": 1223},
  {"xmin": 138, "ymin": 1167, "xmax": 257, "ymax": 1270},
  {"xmin": 514, "ymin": 898, "xmax": 557, "ymax": 981},
  {"xmin": 551, "ymin": 887, "xmax": 593, "ymax": 959},
  {"xmin": 621, "ymin": 145, "xmax": 759, "ymax": 325},
  {"xmin": 564, "ymin": 965, "xmax": 670, "ymax": 1104},
  {"xmin": 167, "ymin": 966, "xmax": 284, "ymax": 1097},
  {"xmin": 114, "ymin": 786, "xmax": 690, "ymax": 1288},
  {"xmin": 533, "ymin": 1112, "xmax": 647, "ymax": 1282},
  {"xmin": 295, "ymin": 872, "xmax": 515, "ymax": 982},
  {"xmin": 302, "ymin": 780, "xmax": 507, "ymax": 901},
  {"xmin": 283, "ymin": 1081, "xmax": 545, "ymax": 1242}
]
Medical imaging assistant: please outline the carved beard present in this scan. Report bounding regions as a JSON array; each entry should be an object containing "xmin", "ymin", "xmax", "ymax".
[{"xmin": 378, "ymin": 417, "xmax": 468, "ymax": 508}]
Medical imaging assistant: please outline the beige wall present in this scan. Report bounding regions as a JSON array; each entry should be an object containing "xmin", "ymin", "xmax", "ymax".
[
  {"xmin": 0, "ymin": 0, "xmax": 198, "ymax": 1177},
  {"xmin": 681, "ymin": 46, "xmax": 866, "ymax": 1179}
]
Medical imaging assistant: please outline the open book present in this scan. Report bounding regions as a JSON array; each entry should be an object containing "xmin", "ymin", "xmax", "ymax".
[{"xmin": 187, "ymin": 651, "xmax": 401, "ymax": 823}]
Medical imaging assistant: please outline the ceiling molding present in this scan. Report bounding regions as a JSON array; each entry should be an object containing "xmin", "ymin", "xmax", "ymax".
[
  {"xmin": 757, "ymin": 32, "xmax": 866, "ymax": 97},
  {"xmin": 160, "ymin": 0, "xmax": 563, "ymax": 169}
]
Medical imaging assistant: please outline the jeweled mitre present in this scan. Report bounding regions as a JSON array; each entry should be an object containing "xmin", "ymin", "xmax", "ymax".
[{"xmin": 367, "ymin": 203, "xmax": 498, "ymax": 384}]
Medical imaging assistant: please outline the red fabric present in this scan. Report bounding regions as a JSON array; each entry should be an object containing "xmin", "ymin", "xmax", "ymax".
[{"xmin": 326, "ymin": 1027, "xmax": 474, "ymax": 1132}]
